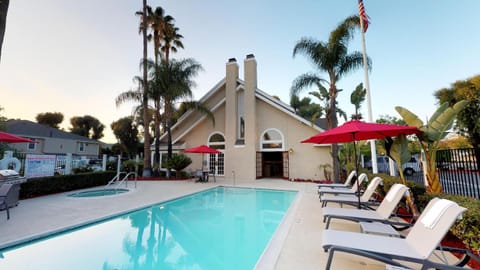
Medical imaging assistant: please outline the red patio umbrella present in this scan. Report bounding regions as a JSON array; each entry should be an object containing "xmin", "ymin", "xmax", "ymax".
[
  {"xmin": 0, "ymin": 131, "xmax": 33, "ymax": 143},
  {"xmin": 302, "ymin": 120, "xmax": 420, "ymax": 208},
  {"xmin": 184, "ymin": 145, "xmax": 221, "ymax": 182},
  {"xmin": 184, "ymin": 144, "xmax": 221, "ymax": 154}
]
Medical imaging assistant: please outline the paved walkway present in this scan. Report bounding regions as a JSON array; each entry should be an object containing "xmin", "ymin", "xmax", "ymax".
[{"xmin": 0, "ymin": 178, "xmax": 461, "ymax": 269}]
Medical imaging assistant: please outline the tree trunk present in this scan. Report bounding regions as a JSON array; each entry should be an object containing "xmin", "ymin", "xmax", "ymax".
[
  {"xmin": 142, "ymin": 0, "xmax": 151, "ymax": 177},
  {"xmin": 405, "ymin": 192, "xmax": 420, "ymax": 219},
  {"xmin": 424, "ymin": 149, "xmax": 442, "ymax": 194},
  {"xmin": 329, "ymin": 83, "xmax": 340, "ymax": 182},
  {"xmin": 397, "ymin": 166, "xmax": 420, "ymax": 218},
  {"xmin": 153, "ymin": 101, "xmax": 161, "ymax": 175},
  {"xmin": 0, "ymin": 0, "xmax": 10, "ymax": 62},
  {"xmin": 165, "ymin": 99, "xmax": 172, "ymax": 178}
]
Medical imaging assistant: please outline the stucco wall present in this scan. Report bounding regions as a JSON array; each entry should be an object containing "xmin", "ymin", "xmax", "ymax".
[
  {"xmin": 256, "ymin": 99, "xmax": 331, "ymax": 180},
  {"xmin": 8, "ymin": 137, "xmax": 99, "ymax": 157},
  {"xmin": 181, "ymin": 105, "xmax": 226, "ymax": 172},
  {"xmin": 169, "ymin": 84, "xmax": 226, "ymax": 145}
]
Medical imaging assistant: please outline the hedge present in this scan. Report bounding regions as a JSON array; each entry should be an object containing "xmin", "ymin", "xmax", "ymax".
[
  {"xmin": 19, "ymin": 171, "xmax": 117, "ymax": 199},
  {"xmin": 362, "ymin": 170, "xmax": 426, "ymax": 203}
]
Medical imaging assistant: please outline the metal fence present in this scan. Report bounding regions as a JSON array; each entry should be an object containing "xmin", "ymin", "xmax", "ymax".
[
  {"xmin": 3, "ymin": 152, "xmax": 106, "ymax": 177},
  {"xmin": 436, "ymin": 148, "xmax": 479, "ymax": 199},
  {"xmin": 364, "ymin": 148, "xmax": 480, "ymax": 199}
]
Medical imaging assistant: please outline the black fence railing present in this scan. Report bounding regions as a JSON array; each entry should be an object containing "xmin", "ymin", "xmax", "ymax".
[
  {"xmin": 363, "ymin": 148, "xmax": 480, "ymax": 199},
  {"xmin": 437, "ymin": 148, "xmax": 480, "ymax": 199}
]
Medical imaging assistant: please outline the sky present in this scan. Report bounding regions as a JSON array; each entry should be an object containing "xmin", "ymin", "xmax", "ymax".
[{"xmin": 1, "ymin": 1, "xmax": 479, "ymax": 143}]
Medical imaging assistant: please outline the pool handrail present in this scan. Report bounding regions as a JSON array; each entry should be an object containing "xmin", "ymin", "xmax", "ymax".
[{"xmin": 104, "ymin": 172, "xmax": 137, "ymax": 190}]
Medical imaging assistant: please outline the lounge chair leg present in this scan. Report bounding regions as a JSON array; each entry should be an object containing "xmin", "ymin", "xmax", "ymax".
[
  {"xmin": 325, "ymin": 218, "xmax": 331, "ymax": 229},
  {"xmin": 325, "ymin": 249, "xmax": 335, "ymax": 270}
]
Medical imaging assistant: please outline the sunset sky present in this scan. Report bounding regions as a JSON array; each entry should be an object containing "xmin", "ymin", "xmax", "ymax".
[{"xmin": 1, "ymin": 1, "xmax": 479, "ymax": 143}]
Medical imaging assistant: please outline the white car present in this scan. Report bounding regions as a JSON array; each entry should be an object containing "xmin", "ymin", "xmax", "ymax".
[{"xmin": 365, "ymin": 155, "xmax": 421, "ymax": 176}]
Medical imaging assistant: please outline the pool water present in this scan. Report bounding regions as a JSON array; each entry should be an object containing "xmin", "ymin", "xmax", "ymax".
[
  {"xmin": 0, "ymin": 186, "xmax": 297, "ymax": 270},
  {"xmin": 68, "ymin": 188, "xmax": 129, "ymax": 197}
]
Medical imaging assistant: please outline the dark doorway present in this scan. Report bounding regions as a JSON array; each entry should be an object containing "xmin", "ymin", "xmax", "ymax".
[{"xmin": 262, "ymin": 152, "xmax": 283, "ymax": 178}]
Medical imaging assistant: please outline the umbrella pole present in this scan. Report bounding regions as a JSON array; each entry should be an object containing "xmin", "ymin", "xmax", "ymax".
[{"xmin": 354, "ymin": 140, "xmax": 361, "ymax": 209}]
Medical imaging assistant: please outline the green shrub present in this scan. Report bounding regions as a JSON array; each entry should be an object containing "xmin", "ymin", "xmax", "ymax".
[
  {"xmin": 122, "ymin": 159, "xmax": 140, "ymax": 173},
  {"xmin": 164, "ymin": 154, "xmax": 192, "ymax": 177},
  {"xmin": 362, "ymin": 170, "xmax": 426, "ymax": 201},
  {"xmin": 19, "ymin": 171, "xmax": 116, "ymax": 199},
  {"xmin": 72, "ymin": 166, "xmax": 94, "ymax": 174}
]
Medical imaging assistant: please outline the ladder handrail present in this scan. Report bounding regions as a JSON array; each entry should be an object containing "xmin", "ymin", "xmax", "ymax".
[
  {"xmin": 104, "ymin": 172, "xmax": 137, "ymax": 190},
  {"xmin": 104, "ymin": 173, "xmax": 122, "ymax": 189},
  {"xmin": 114, "ymin": 172, "xmax": 137, "ymax": 189}
]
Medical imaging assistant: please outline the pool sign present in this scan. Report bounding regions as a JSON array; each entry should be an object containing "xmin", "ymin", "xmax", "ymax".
[{"xmin": 24, "ymin": 154, "xmax": 56, "ymax": 178}]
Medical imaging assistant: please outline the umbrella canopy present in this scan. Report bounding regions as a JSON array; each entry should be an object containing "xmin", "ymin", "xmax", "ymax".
[
  {"xmin": 302, "ymin": 120, "xmax": 420, "ymax": 208},
  {"xmin": 301, "ymin": 120, "xmax": 420, "ymax": 144},
  {"xmin": 184, "ymin": 144, "xmax": 221, "ymax": 154},
  {"xmin": 0, "ymin": 131, "xmax": 33, "ymax": 143}
]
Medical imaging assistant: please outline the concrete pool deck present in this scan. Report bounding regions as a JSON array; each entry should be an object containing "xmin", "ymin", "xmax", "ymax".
[{"xmin": 0, "ymin": 178, "xmax": 462, "ymax": 269}]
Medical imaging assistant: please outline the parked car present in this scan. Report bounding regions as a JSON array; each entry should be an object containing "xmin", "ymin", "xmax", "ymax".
[{"xmin": 365, "ymin": 155, "xmax": 421, "ymax": 176}]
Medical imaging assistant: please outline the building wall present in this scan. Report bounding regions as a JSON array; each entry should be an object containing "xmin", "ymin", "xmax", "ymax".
[
  {"xmin": 43, "ymin": 138, "xmax": 98, "ymax": 157},
  {"xmin": 8, "ymin": 137, "xmax": 99, "ymax": 157},
  {"xmin": 182, "ymin": 105, "xmax": 226, "ymax": 172},
  {"xmin": 170, "ymin": 84, "xmax": 227, "ymax": 143},
  {"xmin": 167, "ymin": 55, "xmax": 332, "ymax": 181},
  {"xmin": 256, "ymin": 99, "xmax": 331, "ymax": 180}
]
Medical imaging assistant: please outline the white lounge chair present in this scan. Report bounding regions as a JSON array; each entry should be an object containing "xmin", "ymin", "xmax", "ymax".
[
  {"xmin": 320, "ymin": 176, "xmax": 383, "ymax": 208},
  {"xmin": 322, "ymin": 183, "xmax": 409, "ymax": 229},
  {"xmin": 322, "ymin": 198, "xmax": 468, "ymax": 270},
  {"xmin": 317, "ymin": 170, "xmax": 356, "ymax": 190},
  {"xmin": 318, "ymin": 173, "xmax": 367, "ymax": 198}
]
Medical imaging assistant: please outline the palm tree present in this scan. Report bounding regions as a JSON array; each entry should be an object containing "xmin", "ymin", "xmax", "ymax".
[
  {"xmin": 161, "ymin": 24, "xmax": 184, "ymax": 63},
  {"xmin": 291, "ymin": 74, "xmax": 347, "ymax": 126},
  {"xmin": 115, "ymin": 76, "xmax": 154, "ymax": 149},
  {"xmin": 350, "ymin": 83, "xmax": 366, "ymax": 120},
  {"xmin": 136, "ymin": 0, "xmax": 152, "ymax": 176},
  {"xmin": 0, "ymin": 0, "xmax": 9, "ymax": 62},
  {"xmin": 292, "ymin": 15, "xmax": 368, "ymax": 181},
  {"xmin": 157, "ymin": 21, "xmax": 184, "ymax": 177},
  {"xmin": 155, "ymin": 58, "xmax": 214, "ymax": 177},
  {"xmin": 143, "ymin": 6, "xmax": 174, "ymax": 172},
  {"xmin": 144, "ymin": 59, "xmax": 167, "ymax": 172},
  {"xmin": 146, "ymin": 6, "xmax": 174, "ymax": 65}
]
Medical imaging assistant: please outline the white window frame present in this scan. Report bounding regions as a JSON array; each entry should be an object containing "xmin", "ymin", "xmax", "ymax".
[
  {"xmin": 237, "ymin": 91, "xmax": 245, "ymax": 140},
  {"xmin": 208, "ymin": 132, "xmax": 226, "ymax": 150},
  {"xmin": 208, "ymin": 132, "xmax": 225, "ymax": 176},
  {"xmin": 27, "ymin": 138, "xmax": 36, "ymax": 150},
  {"xmin": 78, "ymin": 142, "xmax": 85, "ymax": 152},
  {"xmin": 260, "ymin": 128, "xmax": 284, "ymax": 152}
]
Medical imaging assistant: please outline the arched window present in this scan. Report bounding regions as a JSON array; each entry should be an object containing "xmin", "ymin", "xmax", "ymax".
[
  {"xmin": 208, "ymin": 132, "xmax": 225, "ymax": 176},
  {"xmin": 208, "ymin": 133, "xmax": 225, "ymax": 150},
  {"xmin": 260, "ymin": 129, "xmax": 284, "ymax": 151}
]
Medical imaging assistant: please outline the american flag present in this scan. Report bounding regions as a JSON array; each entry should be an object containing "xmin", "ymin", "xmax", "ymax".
[{"xmin": 358, "ymin": 0, "xmax": 370, "ymax": 33}]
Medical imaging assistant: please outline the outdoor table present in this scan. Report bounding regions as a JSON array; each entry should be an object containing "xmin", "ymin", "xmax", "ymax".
[{"xmin": 359, "ymin": 221, "xmax": 401, "ymax": 237}]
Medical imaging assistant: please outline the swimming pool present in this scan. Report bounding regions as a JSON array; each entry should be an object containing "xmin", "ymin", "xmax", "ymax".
[
  {"xmin": 0, "ymin": 186, "xmax": 297, "ymax": 270},
  {"xmin": 68, "ymin": 188, "xmax": 129, "ymax": 197}
]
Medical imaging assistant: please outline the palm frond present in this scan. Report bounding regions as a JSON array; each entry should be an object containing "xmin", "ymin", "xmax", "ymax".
[{"xmin": 290, "ymin": 73, "xmax": 327, "ymax": 97}]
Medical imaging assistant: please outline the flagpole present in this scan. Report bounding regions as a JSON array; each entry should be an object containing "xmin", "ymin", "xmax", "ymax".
[{"xmin": 359, "ymin": 3, "xmax": 378, "ymax": 174}]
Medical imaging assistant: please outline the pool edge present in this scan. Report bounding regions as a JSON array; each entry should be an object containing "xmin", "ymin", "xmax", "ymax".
[{"xmin": 254, "ymin": 189, "xmax": 302, "ymax": 270}]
